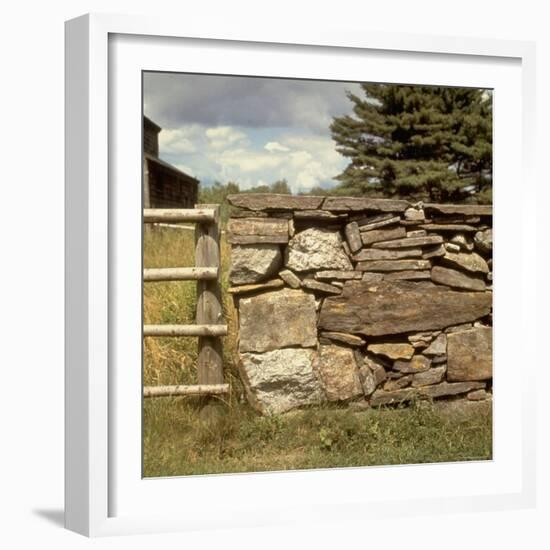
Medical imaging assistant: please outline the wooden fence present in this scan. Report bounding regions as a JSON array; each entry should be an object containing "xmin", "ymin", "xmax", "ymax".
[{"xmin": 142, "ymin": 204, "xmax": 229, "ymax": 398}]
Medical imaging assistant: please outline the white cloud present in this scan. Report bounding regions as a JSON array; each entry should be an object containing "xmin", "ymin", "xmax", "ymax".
[
  {"xmin": 158, "ymin": 125, "xmax": 205, "ymax": 155},
  {"xmin": 264, "ymin": 141, "xmax": 290, "ymax": 153},
  {"xmin": 155, "ymin": 123, "xmax": 348, "ymax": 192},
  {"xmin": 205, "ymin": 126, "xmax": 248, "ymax": 150}
]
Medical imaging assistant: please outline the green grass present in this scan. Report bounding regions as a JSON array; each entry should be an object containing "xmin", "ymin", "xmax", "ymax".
[{"xmin": 143, "ymin": 226, "xmax": 492, "ymax": 478}]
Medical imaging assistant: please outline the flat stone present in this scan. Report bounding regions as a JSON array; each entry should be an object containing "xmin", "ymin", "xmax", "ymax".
[
  {"xmin": 302, "ymin": 278, "xmax": 342, "ymax": 295},
  {"xmin": 230, "ymin": 210, "xmax": 269, "ymax": 218},
  {"xmin": 279, "ymin": 269, "xmax": 301, "ymax": 289},
  {"xmin": 322, "ymin": 197, "xmax": 410, "ymax": 213},
  {"xmin": 447, "ymin": 327, "xmax": 492, "ymax": 381},
  {"xmin": 467, "ymin": 389, "xmax": 491, "ymax": 401},
  {"xmin": 474, "ymin": 229, "xmax": 493, "ymax": 254},
  {"xmin": 353, "ymin": 248, "xmax": 422, "ymax": 261},
  {"xmin": 367, "ymin": 343, "xmax": 415, "ymax": 360},
  {"xmin": 384, "ymin": 375, "xmax": 413, "ymax": 391},
  {"xmin": 407, "ymin": 229, "xmax": 428, "ymax": 238},
  {"xmin": 229, "ymin": 244, "xmax": 283, "ymax": 285},
  {"xmin": 423, "ymin": 203, "xmax": 493, "ymax": 216},
  {"xmin": 372, "ymin": 235, "xmax": 444, "ymax": 249},
  {"xmin": 422, "ymin": 244, "xmax": 446, "ymax": 259},
  {"xmin": 317, "ymin": 345, "xmax": 363, "ymax": 401},
  {"xmin": 394, "ymin": 355, "xmax": 431, "ymax": 374},
  {"xmin": 294, "ymin": 209, "xmax": 348, "ymax": 220},
  {"xmin": 361, "ymin": 226, "xmax": 406, "ymax": 246},
  {"xmin": 431, "ymin": 266, "xmax": 486, "ymax": 291},
  {"xmin": 285, "ymin": 228, "xmax": 352, "ymax": 272},
  {"xmin": 319, "ymin": 280, "xmax": 492, "ymax": 337},
  {"xmin": 345, "ymin": 222, "xmax": 362, "ymax": 253},
  {"xmin": 227, "ymin": 217, "xmax": 289, "ymax": 245},
  {"xmin": 227, "ymin": 193, "xmax": 324, "ymax": 211},
  {"xmin": 411, "ymin": 366, "xmax": 446, "ymax": 387},
  {"xmin": 421, "ymin": 380, "xmax": 485, "ymax": 399},
  {"xmin": 356, "ymin": 259, "xmax": 431, "ymax": 272},
  {"xmin": 240, "ymin": 348, "xmax": 324, "ymax": 414},
  {"xmin": 404, "ymin": 207, "xmax": 425, "ymax": 221},
  {"xmin": 315, "ymin": 270, "xmax": 362, "ymax": 281},
  {"xmin": 361, "ymin": 272, "xmax": 385, "ymax": 283},
  {"xmin": 422, "ymin": 333, "xmax": 447, "ymax": 356},
  {"xmin": 421, "ymin": 223, "xmax": 479, "ymax": 232},
  {"xmin": 383, "ymin": 270, "xmax": 431, "ymax": 281},
  {"xmin": 239, "ymin": 288, "xmax": 317, "ymax": 352},
  {"xmin": 432, "ymin": 355, "xmax": 446, "ymax": 365},
  {"xmin": 358, "ymin": 215, "xmax": 401, "ymax": 231},
  {"xmin": 369, "ymin": 380, "xmax": 485, "ymax": 406},
  {"xmin": 228, "ymin": 279, "xmax": 284, "ymax": 295},
  {"xmin": 431, "ymin": 216, "xmax": 481, "ymax": 224},
  {"xmin": 320, "ymin": 331, "xmax": 365, "ymax": 347},
  {"xmin": 441, "ymin": 251, "xmax": 489, "ymax": 274}
]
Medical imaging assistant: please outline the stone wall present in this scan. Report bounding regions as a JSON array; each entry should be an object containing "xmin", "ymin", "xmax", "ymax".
[{"xmin": 226, "ymin": 193, "xmax": 493, "ymax": 415}]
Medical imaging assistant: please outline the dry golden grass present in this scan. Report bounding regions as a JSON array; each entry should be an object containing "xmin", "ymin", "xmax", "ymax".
[{"xmin": 143, "ymin": 225, "xmax": 242, "ymax": 393}]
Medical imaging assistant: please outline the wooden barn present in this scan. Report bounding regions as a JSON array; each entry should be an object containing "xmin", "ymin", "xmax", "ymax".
[{"xmin": 143, "ymin": 116, "xmax": 199, "ymax": 208}]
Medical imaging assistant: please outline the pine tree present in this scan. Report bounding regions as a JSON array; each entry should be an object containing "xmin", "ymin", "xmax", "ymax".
[{"xmin": 330, "ymin": 84, "xmax": 492, "ymax": 203}]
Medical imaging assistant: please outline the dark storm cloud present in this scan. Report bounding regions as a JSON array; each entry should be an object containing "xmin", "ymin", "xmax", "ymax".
[{"xmin": 143, "ymin": 72, "xmax": 362, "ymax": 133}]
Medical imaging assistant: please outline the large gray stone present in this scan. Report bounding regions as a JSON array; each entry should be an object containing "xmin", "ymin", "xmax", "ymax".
[
  {"xmin": 447, "ymin": 327, "xmax": 492, "ymax": 381},
  {"xmin": 285, "ymin": 228, "xmax": 352, "ymax": 272},
  {"xmin": 239, "ymin": 288, "xmax": 317, "ymax": 352},
  {"xmin": 319, "ymin": 280, "xmax": 492, "ymax": 337},
  {"xmin": 317, "ymin": 345, "xmax": 363, "ymax": 401},
  {"xmin": 229, "ymin": 244, "xmax": 282, "ymax": 285},
  {"xmin": 240, "ymin": 348, "xmax": 324, "ymax": 414}
]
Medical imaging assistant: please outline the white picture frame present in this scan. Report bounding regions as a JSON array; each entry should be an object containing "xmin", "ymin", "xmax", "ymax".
[{"xmin": 65, "ymin": 13, "xmax": 537, "ymax": 537}]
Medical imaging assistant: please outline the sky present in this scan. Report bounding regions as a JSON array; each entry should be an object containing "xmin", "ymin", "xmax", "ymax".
[{"xmin": 143, "ymin": 72, "xmax": 363, "ymax": 193}]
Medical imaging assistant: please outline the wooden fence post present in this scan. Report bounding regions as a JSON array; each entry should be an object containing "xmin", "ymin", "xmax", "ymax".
[{"xmin": 195, "ymin": 204, "xmax": 224, "ymax": 386}]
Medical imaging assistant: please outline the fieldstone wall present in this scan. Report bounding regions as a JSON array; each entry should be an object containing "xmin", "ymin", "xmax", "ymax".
[{"xmin": 227, "ymin": 194, "xmax": 493, "ymax": 415}]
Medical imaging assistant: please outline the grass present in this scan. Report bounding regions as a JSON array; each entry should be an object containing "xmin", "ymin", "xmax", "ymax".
[{"xmin": 143, "ymin": 226, "xmax": 492, "ymax": 478}]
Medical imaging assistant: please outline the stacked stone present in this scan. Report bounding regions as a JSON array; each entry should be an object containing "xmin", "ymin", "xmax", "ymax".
[{"xmin": 226, "ymin": 193, "xmax": 493, "ymax": 415}]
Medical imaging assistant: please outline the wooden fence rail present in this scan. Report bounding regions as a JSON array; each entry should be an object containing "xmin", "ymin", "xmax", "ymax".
[
  {"xmin": 143, "ymin": 205, "xmax": 227, "ymax": 398},
  {"xmin": 143, "ymin": 266, "xmax": 218, "ymax": 282},
  {"xmin": 143, "ymin": 208, "xmax": 216, "ymax": 223}
]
